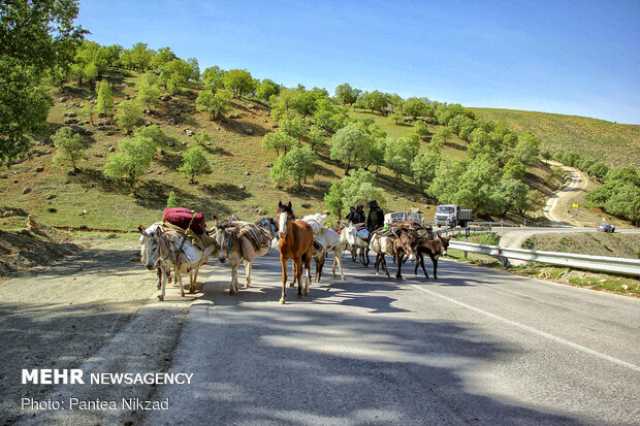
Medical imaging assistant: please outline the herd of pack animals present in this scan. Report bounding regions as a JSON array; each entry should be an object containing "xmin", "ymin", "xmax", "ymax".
[{"xmin": 138, "ymin": 202, "xmax": 450, "ymax": 303}]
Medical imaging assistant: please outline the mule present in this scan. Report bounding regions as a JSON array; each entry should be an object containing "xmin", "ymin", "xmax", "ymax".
[
  {"xmin": 277, "ymin": 201, "xmax": 315, "ymax": 304},
  {"xmin": 414, "ymin": 233, "xmax": 450, "ymax": 280},
  {"xmin": 341, "ymin": 223, "xmax": 369, "ymax": 266},
  {"xmin": 369, "ymin": 228, "xmax": 417, "ymax": 279},
  {"xmin": 302, "ymin": 213, "xmax": 346, "ymax": 283},
  {"xmin": 138, "ymin": 223, "xmax": 218, "ymax": 301},
  {"xmin": 213, "ymin": 220, "xmax": 274, "ymax": 295}
]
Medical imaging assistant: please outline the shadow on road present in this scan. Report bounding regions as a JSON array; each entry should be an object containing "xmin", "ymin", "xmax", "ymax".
[{"xmin": 145, "ymin": 253, "xmax": 582, "ymax": 425}]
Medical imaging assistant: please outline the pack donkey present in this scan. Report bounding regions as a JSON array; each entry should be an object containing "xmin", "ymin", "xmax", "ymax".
[
  {"xmin": 414, "ymin": 231, "xmax": 450, "ymax": 280},
  {"xmin": 213, "ymin": 219, "xmax": 276, "ymax": 295},
  {"xmin": 138, "ymin": 223, "xmax": 219, "ymax": 301},
  {"xmin": 369, "ymin": 227, "xmax": 417, "ymax": 279}
]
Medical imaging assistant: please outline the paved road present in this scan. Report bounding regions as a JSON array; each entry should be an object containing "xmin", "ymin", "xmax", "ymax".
[{"xmin": 144, "ymin": 253, "xmax": 640, "ymax": 426}]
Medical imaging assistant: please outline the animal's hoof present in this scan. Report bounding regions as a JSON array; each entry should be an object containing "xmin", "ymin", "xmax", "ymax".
[
  {"xmin": 157, "ymin": 295, "xmax": 164, "ymax": 301},
  {"xmin": 181, "ymin": 292, "xmax": 185, "ymax": 297},
  {"xmin": 279, "ymin": 297, "xmax": 286, "ymax": 304}
]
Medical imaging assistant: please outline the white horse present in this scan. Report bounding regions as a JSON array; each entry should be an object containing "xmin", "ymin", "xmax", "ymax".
[
  {"xmin": 138, "ymin": 223, "xmax": 218, "ymax": 301},
  {"xmin": 301, "ymin": 214, "xmax": 346, "ymax": 282},
  {"xmin": 340, "ymin": 223, "xmax": 370, "ymax": 266},
  {"xmin": 212, "ymin": 220, "xmax": 275, "ymax": 295}
]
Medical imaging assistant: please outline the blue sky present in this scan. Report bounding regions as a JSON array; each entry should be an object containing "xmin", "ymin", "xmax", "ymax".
[{"xmin": 79, "ymin": 0, "xmax": 639, "ymax": 124}]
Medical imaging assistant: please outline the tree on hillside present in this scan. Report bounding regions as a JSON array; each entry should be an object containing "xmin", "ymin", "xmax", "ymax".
[
  {"xmin": 134, "ymin": 124, "xmax": 167, "ymax": 147},
  {"xmin": 95, "ymin": 80, "xmax": 113, "ymax": 117},
  {"xmin": 202, "ymin": 65, "xmax": 225, "ymax": 92},
  {"xmin": 270, "ymin": 145, "xmax": 317, "ymax": 189},
  {"xmin": 103, "ymin": 135, "xmax": 156, "ymax": 189},
  {"xmin": 415, "ymin": 121, "xmax": 431, "ymax": 141},
  {"xmin": 307, "ymin": 125, "xmax": 325, "ymax": 152},
  {"xmin": 116, "ymin": 100, "xmax": 144, "ymax": 134},
  {"xmin": 402, "ymin": 98, "xmax": 428, "ymax": 120},
  {"xmin": 151, "ymin": 47, "xmax": 177, "ymax": 70},
  {"xmin": 135, "ymin": 72, "xmax": 161, "ymax": 110},
  {"xmin": 335, "ymin": 83, "xmax": 359, "ymax": 106},
  {"xmin": 514, "ymin": 132, "xmax": 540, "ymax": 165},
  {"xmin": 494, "ymin": 177, "xmax": 530, "ymax": 216},
  {"xmin": 196, "ymin": 90, "xmax": 230, "ymax": 121},
  {"xmin": 262, "ymin": 130, "xmax": 297, "ymax": 156},
  {"xmin": 312, "ymin": 97, "xmax": 348, "ymax": 133},
  {"xmin": 119, "ymin": 42, "xmax": 154, "ymax": 71},
  {"xmin": 356, "ymin": 91, "xmax": 390, "ymax": 115},
  {"xmin": 256, "ymin": 79, "xmax": 280, "ymax": 101},
  {"xmin": 384, "ymin": 135, "xmax": 420, "ymax": 177},
  {"xmin": 160, "ymin": 59, "xmax": 193, "ymax": 94},
  {"xmin": 411, "ymin": 149, "xmax": 441, "ymax": 190},
  {"xmin": 223, "ymin": 69, "xmax": 256, "ymax": 97},
  {"xmin": 187, "ymin": 57, "xmax": 200, "ymax": 82},
  {"xmin": 0, "ymin": 0, "xmax": 84, "ymax": 166},
  {"xmin": 179, "ymin": 145, "xmax": 212, "ymax": 184},
  {"xmin": 279, "ymin": 113, "xmax": 307, "ymax": 140},
  {"xmin": 324, "ymin": 169, "xmax": 384, "ymax": 219},
  {"xmin": 329, "ymin": 123, "xmax": 374, "ymax": 174},
  {"xmin": 428, "ymin": 159, "xmax": 466, "ymax": 202},
  {"xmin": 433, "ymin": 126, "xmax": 452, "ymax": 146},
  {"xmin": 52, "ymin": 127, "xmax": 85, "ymax": 172}
]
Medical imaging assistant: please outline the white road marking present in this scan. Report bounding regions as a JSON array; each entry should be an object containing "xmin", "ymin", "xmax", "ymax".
[{"xmin": 411, "ymin": 284, "xmax": 640, "ymax": 373}]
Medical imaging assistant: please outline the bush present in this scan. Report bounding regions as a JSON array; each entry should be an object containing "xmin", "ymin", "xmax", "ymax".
[
  {"xmin": 262, "ymin": 130, "xmax": 296, "ymax": 156},
  {"xmin": 134, "ymin": 124, "xmax": 166, "ymax": 147},
  {"xmin": 52, "ymin": 127, "xmax": 85, "ymax": 171},
  {"xmin": 95, "ymin": 80, "xmax": 113, "ymax": 117},
  {"xmin": 116, "ymin": 100, "xmax": 144, "ymax": 134},
  {"xmin": 103, "ymin": 135, "xmax": 156, "ymax": 188},
  {"xmin": 166, "ymin": 191, "xmax": 178, "ymax": 208},
  {"xmin": 270, "ymin": 145, "xmax": 316, "ymax": 189},
  {"xmin": 324, "ymin": 169, "xmax": 385, "ymax": 219},
  {"xmin": 178, "ymin": 145, "xmax": 212, "ymax": 184},
  {"xmin": 196, "ymin": 90, "xmax": 230, "ymax": 121}
]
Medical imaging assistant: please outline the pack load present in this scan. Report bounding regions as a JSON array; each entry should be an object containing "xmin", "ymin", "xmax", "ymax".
[{"xmin": 162, "ymin": 208, "xmax": 207, "ymax": 235}]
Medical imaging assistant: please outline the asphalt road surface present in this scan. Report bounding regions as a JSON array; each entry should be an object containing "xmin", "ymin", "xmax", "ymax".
[{"xmin": 143, "ymin": 253, "xmax": 640, "ymax": 426}]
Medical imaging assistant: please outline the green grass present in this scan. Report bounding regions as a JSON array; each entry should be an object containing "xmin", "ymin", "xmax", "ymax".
[{"xmin": 470, "ymin": 107, "xmax": 640, "ymax": 167}]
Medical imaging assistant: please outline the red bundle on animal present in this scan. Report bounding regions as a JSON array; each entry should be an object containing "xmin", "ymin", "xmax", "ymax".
[{"xmin": 162, "ymin": 208, "xmax": 206, "ymax": 235}]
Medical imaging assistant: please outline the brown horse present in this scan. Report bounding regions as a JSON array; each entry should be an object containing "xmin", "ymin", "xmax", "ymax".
[
  {"xmin": 414, "ymin": 232, "xmax": 450, "ymax": 280},
  {"xmin": 277, "ymin": 201, "xmax": 315, "ymax": 304}
]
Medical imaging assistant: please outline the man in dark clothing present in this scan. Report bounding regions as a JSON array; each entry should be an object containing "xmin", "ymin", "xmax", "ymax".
[
  {"xmin": 355, "ymin": 205, "xmax": 366, "ymax": 223},
  {"xmin": 346, "ymin": 207, "xmax": 357, "ymax": 223},
  {"xmin": 367, "ymin": 200, "xmax": 385, "ymax": 233},
  {"xmin": 346, "ymin": 205, "xmax": 365, "ymax": 224}
]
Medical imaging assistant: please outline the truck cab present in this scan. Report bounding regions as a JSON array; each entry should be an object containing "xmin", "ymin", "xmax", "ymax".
[{"xmin": 434, "ymin": 204, "xmax": 472, "ymax": 228}]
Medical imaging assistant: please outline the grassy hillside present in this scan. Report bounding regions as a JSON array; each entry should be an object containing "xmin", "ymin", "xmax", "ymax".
[
  {"xmin": 470, "ymin": 108, "xmax": 640, "ymax": 167},
  {"xmin": 523, "ymin": 232, "xmax": 640, "ymax": 259},
  {"xmin": 0, "ymin": 74, "xmax": 439, "ymax": 231}
]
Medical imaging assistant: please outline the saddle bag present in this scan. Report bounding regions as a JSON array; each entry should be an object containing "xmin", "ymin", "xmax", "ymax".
[{"xmin": 162, "ymin": 208, "xmax": 207, "ymax": 235}]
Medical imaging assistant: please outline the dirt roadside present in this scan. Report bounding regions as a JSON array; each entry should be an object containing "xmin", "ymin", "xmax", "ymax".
[{"xmin": 0, "ymin": 233, "xmax": 194, "ymax": 426}]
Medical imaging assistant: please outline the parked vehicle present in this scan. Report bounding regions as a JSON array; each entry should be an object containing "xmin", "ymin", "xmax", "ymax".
[
  {"xmin": 434, "ymin": 204, "xmax": 472, "ymax": 228},
  {"xmin": 384, "ymin": 211, "xmax": 423, "ymax": 225},
  {"xmin": 598, "ymin": 223, "xmax": 615, "ymax": 233}
]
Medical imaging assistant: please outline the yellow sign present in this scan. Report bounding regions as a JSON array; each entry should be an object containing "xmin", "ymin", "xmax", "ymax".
[{"xmin": 571, "ymin": 202, "xmax": 579, "ymax": 209}]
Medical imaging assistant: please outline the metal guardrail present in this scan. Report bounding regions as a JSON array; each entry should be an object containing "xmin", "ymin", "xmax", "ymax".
[{"xmin": 449, "ymin": 241, "xmax": 640, "ymax": 277}]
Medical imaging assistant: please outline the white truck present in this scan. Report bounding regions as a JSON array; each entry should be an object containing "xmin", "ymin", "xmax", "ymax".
[{"xmin": 434, "ymin": 204, "xmax": 472, "ymax": 228}]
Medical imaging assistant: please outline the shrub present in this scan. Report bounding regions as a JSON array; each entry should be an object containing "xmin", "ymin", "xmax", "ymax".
[
  {"xmin": 116, "ymin": 100, "xmax": 144, "ymax": 134},
  {"xmin": 178, "ymin": 145, "xmax": 211, "ymax": 184},
  {"xmin": 52, "ymin": 127, "xmax": 85, "ymax": 171}
]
